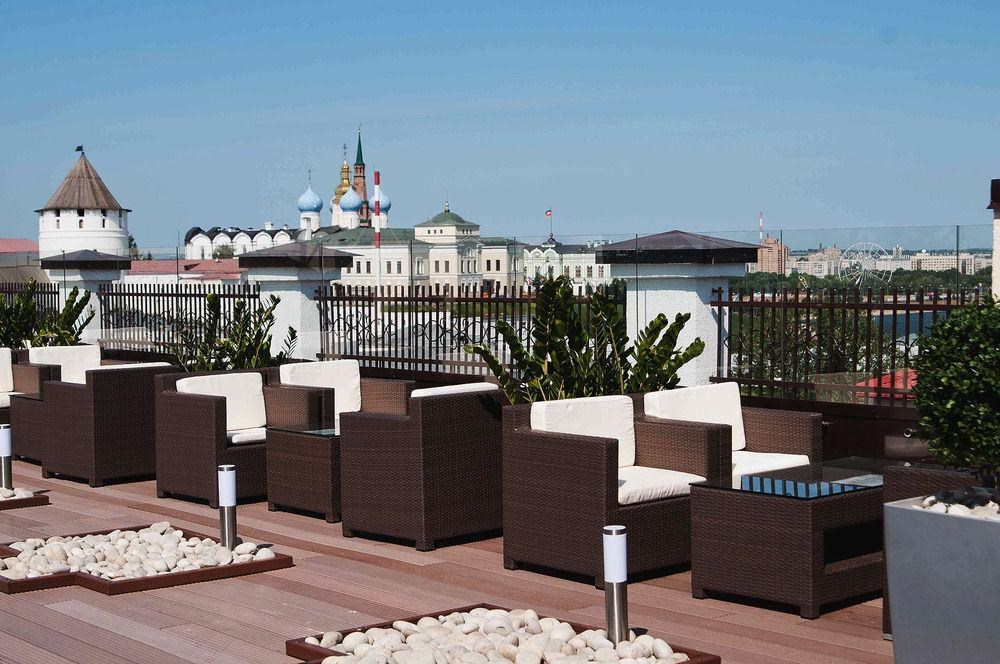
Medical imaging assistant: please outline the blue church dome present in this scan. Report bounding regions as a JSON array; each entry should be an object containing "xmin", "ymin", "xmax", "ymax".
[
  {"xmin": 374, "ymin": 189, "xmax": 391, "ymax": 212},
  {"xmin": 297, "ymin": 185, "xmax": 323, "ymax": 213},
  {"xmin": 339, "ymin": 186, "xmax": 363, "ymax": 212}
]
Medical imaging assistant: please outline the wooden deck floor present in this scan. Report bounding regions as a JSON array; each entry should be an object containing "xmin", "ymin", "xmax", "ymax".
[{"xmin": 0, "ymin": 461, "xmax": 894, "ymax": 664}]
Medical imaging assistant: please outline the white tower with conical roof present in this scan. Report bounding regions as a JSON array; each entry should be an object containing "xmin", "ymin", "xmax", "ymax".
[{"xmin": 37, "ymin": 149, "xmax": 131, "ymax": 259}]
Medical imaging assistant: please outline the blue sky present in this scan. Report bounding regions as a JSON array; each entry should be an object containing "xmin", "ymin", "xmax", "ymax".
[{"xmin": 1, "ymin": 1, "xmax": 998, "ymax": 250}]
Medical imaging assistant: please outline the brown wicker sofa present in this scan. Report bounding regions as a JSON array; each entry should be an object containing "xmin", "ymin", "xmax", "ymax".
[
  {"xmin": 154, "ymin": 368, "xmax": 332, "ymax": 507},
  {"xmin": 339, "ymin": 382, "xmax": 503, "ymax": 551},
  {"xmin": 503, "ymin": 394, "xmax": 731, "ymax": 587},
  {"xmin": 643, "ymin": 382, "xmax": 823, "ymax": 487}
]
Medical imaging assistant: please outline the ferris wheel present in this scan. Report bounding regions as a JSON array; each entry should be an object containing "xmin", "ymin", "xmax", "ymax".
[{"xmin": 839, "ymin": 242, "xmax": 891, "ymax": 286}]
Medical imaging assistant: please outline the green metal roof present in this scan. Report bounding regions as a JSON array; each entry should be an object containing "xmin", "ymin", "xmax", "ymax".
[
  {"xmin": 311, "ymin": 226, "xmax": 427, "ymax": 247},
  {"xmin": 479, "ymin": 236, "xmax": 518, "ymax": 246},
  {"xmin": 415, "ymin": 209, "xmax": 479, "ymax": 228}
]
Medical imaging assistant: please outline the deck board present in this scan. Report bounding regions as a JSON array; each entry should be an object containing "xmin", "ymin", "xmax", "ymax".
[{"xmin": 0, "ymin": 461, "xmax": 895, "ymax": 663}]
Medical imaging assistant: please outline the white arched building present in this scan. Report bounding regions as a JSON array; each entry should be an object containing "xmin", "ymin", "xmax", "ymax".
[{"xmin": 37, "ymin": 153, "xmax": 131, "ymax": 259}]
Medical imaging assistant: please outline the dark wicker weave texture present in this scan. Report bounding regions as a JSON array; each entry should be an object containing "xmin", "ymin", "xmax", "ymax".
[
  {"xmin": 266, "ymin": 377, "xmax": 414, "ymax": 523},
  {"xmin": 339, "ymin": 390, "xmax": 503, "ymax": 550},
  {"xmin": 2, "ymin": 363, "xmax": 57, "ymax": 428},
  {"xmin": 881, "ymin": 464, "xmax": 976, "ymax": 636},
  {"xmin": 502, "ymin": 400, "xmax": 731, "ymax": 588},
  {"xmin": 154, "ymin": 369, "xmax": 330, "ymax": 507}
]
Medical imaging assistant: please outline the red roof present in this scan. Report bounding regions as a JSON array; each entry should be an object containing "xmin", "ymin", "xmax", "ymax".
[
  {"xmin": 0, "ymin": 239, "xmax": 39, "ymax": 253},
  {"xmin": 854, "ymin": 369, "xmax": 917, "ymax": 401},
  {"xmin": 125, "ymin": 258, "xmax": 244, "ymax": 281}
]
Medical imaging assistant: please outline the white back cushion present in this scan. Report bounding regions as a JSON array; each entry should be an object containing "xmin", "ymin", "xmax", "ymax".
[
  {"xmin": 0, "ymin": 348, "xmax": 12, "ymax": 393},
  {"xmin": 644, "ymin": 383, "xmax": 746, "ymax": 451},
  {"xmin": 280, "ymin": 360, "xmax": 362, "ymax": 417},
  {"xmin": 176, "ymin": 372, "xmax": 266, "ymax": 431},
  {"xmin": 410, "ymin": 383, "xmax": 499, "ymax": 399},
  {"xmin": 28, "ymin": 345, "xmax": 102, "ymax": 385},
  {"xmin": 531, "ymin": 395, "xmax": 636, "ymax": 467},
  {"xmin": 87, "ymin": 362, "xmax": 171, "ymax": 375}
]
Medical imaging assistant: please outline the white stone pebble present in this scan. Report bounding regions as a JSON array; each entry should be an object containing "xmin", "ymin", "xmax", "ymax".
[
  {"xmin": 0, "ymin": 522, "xmax": 269, "ymax": 581},
  {"xmin": 312, "ymin": 609, "xmax": 689, "ymax": 664},
  {"xmin": 0, "ymin": 488, "xmax": 34, "ymax": 500}
]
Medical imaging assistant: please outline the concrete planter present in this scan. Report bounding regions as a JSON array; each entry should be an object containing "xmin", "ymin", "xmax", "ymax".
[{"xmin": 885, "ymin": 497, "xmax": 1000, "ymax": 663}]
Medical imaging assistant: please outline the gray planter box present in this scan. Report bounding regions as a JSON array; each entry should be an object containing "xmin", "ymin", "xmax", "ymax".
[{"xmin": 885, "ymin": 497, "xmax": 1000, "ymax": 664}]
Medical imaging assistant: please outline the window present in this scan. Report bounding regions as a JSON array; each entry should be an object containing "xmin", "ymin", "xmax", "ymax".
[
  {"xmin": 77, "ymin": 209, "xmax": 84, "ymax": 217},
  {"xmin": 434, "ymin": 260, "xmax": 440, "ymax": 273},
  {"xmin": 55, "ymin": 209, "xmax": 60, "ymax": 217},
  {"xmin": 575, "ymin": 266, "xmax": 581, "ymax": 278},
  {"xmin": 396, "ymin": 260, "xmax": 402, "ymax": 273},
  {"xmin": 366, "ymin": 261, "xmax": 371, "ymax": 274},
  {"xmin": 445, "ymin": 261, "xmax": 449, "ymax": 273},
  {"xmin": 356, "ymin": 261, "xmax": 361, "ymax": 273},
  {"xmin": 101, "ymin": 209, "xmax": 106, "ymax": 216},
  {"xmin": 564, "ymin": 267, "xmax": 570, "ymax": 277},
  {"xmin": 55, "ymin": 220, "xmax": 60, "ymax": 229},
  {"xmin": 495, "ymin": 260, "xmax": 501, "ymax": 271},
  {"xmin": 598, "ymin": 265, "xmax": 604, "ymax": 278},
  {"xmin": 435, "ymin": 283, "xmax": 441, "ymax": 295},
  {"xmin": 386, "ymin": 261, "xmax": 392, "ymax": 274},
  {"xmin": 586, "ymin": 266, "xmax": 593, "ymax": 278},
  {"xmin": 547, "ymin": 266, "xmax": 554, "ymax": 278},
  {"xmin": 102, "ymin": 219, "xmax": 106, "ymax": 228},
  {"xmin": 78, "ymin": 219, "xmax": 84, "ymax": 229}
]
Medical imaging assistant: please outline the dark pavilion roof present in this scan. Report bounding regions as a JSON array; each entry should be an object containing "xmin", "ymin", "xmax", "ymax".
[
  {"xmin": 38, "ymin": 155, "xmax": 128, "ymax": 212},
  {"xmin": 237, "ymin": 242, "xmax": 354, "ymax": 269},
  {"xmin": 597, "ymin": 230, "xmax": 759, "ymax": 265},
  {"xmin": 39, "ymin": 249, "xmax": 131, "ymax": 270},
  {"xmin": 988, "ymin": 179, "xmax": 1000, "ymax": 210},
  {"xmin": 415, "ymin": 206, "xmax": 478, "ymax": 228}
]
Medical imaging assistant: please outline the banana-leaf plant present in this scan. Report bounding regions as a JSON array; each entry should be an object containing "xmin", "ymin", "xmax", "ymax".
[
  {"xmin": 173, "ymin": 293, "xmax": 297, "ymax": 371},
  {"xmin": 33, "ymin": 287, "xmax": 95, "ymax": 346},
  {"xmin": 466, "ymin": 275, "xmax": 704, "ymax": 404}
]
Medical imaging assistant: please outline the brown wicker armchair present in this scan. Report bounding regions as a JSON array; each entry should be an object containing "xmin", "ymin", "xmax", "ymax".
[
  {"xmin": 503, "ymin": 394, "xmax": 731, "ymax": 587},
  {"xmin": 643, "ymin": 383, "xmax": 822, "ymax": 487},
  {"xmin": 30, "ymin": 363, "xmax": 178, "ymax": 486},
  {"xmin": 1, "ymin": 347, "xmax": 57, "ymax": 427},
  {"xmin": 155, "ymin": 369, "xmax": 332, "ymax": 507},
  {"xmin": 339, "ymin": 383, "xmax": 503, "ymax": 551}
]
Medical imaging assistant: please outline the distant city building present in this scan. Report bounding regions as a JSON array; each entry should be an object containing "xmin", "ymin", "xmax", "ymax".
[
  {"xmin": 522, "ymin": 236, "xmax": 612, "ymax": 288},
  {"xmin": 37, "ymin": 150, "xmax": 131, "ymax": 259},
  {"xmin": 751, "ymin": 234, "xmax": 789, "ymax": 274},
  {"xmin": 909, "ymin": 250, "xmax": 988, "ymax": 275},
  {"xmin": 789, "ymin": 245, "xmax": 841, "ymax": 277}
]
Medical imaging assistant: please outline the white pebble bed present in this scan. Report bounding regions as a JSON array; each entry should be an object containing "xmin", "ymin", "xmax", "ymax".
[
  {"xmin": 0, "ymin": 521, "xmax": 275, "ymax": 581},
  {"xmin": 0, "ymin": 488, "xmax": 34, "ymax": 500},
  {"xmin": 305, "ymin": 607, "xmax": 690, "ymax": 664},
  {"xmin": 917, "ymin": 497, "xmax": 1000, "ymax": 519}
]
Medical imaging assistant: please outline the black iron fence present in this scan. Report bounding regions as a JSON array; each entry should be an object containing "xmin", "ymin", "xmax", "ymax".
[
  {"xmin": 98, "ymin": 282, "xmax": 262, "ymax": 352},
  {"xmin": 315, "ymin": 283, "xmax": 620, "ymax": 376},
  {"xmin": 0, "ymin": 281, "xmax": 61, "ymax": 314},
  {"xmin": 712, "ymin": 287, "xmax": 982, "ymax": 405}
]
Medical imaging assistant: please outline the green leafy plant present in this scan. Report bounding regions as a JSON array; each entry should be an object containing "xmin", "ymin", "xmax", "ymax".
[
  {"xmin": 466, "ymin": 275, "xmax": 704, "ymax": 403},
  {"xmin": 0, "ymin": 282, "xmax": 95, "ymax": 348},
  {"xmin": 33, "ymin": 287, "xmax": 95, "ymax": 346},
  {"xmin": 173, "ymin": 292, "xmax": 297, "ymax": 371},
  {"xmin": 913, "ymin": 296, "xmax": 1000, "ymax": 480}
]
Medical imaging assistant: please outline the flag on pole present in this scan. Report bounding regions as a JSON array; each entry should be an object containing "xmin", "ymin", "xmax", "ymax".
[
  {"xmin": 74, "ymin": 145, "xmax": 83, "ymax": 152},
  {"xmin": 544, "ymin": 209, "xmax": 552, "ymax": 217}
]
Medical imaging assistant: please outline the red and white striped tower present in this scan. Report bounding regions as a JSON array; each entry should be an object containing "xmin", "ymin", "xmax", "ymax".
[{"xmin": 758, "ymin": 211, "xmax": 764, "ymax": 245}]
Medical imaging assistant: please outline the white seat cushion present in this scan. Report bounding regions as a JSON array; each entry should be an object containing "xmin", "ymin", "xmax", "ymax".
[
  {"xmin": 645, "ymin": 383, "xmax": 747, "ymax": 451},
  {"xmin": 280, "ymin": 360, "xmax": 362, "ymax": 419},
  {"xmin": 226, "ymin": 427, "xmax": 267, "ymax": 445},
  {"xmin": 410, "ymin": 383, "xmax": 499, "ymax": 398},
  {"xmin": 531, "ymin": 395, "xmax": 636, "ymax": 468},
  {"xmin": 618, "ymin": 465, "xmax": 705, "ymax": 505},
  {"xmin": 176, "ymin": 373, "xmax": 266, "ymax": 431},
  {"xmin": 87, "ymin": 362, "xmax": 171, "ymax": 374},
  {"xmin": 731, "ymin": 450, "xmax": 810, "ymax": 488},
  {"xmin": 0, "ymin": 392, "xmax": 23, "ymax": 409},
  {"xmin": 28, "ymin": 345, "xmax": 102, "ymax": 385},
  {"xmin": 0, "ymin": 348, "xmax": 13, "ymax": 393}
]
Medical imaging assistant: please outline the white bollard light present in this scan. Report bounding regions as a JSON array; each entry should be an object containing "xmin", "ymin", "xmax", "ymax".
[
  {"xmin": 218, "ymin": 464, "xmax": 237, "ymax": 549},
  {"xmin": 0, "ymin": 424, "xmax": 12, "ymax": 491},
  {"xmin": 603, "ymin": 524, "xmax": 629, "ymax": 643}
]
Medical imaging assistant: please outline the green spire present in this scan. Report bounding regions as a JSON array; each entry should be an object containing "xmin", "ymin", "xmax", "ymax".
[{"xmin": 355, "ymin": 129, "xmax": 364, "ymax": 166}]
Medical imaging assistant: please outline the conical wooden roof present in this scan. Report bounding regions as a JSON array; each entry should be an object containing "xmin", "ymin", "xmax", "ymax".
[{"xmin": 38, "ymin": 154, "xmax": 125, "ymax": 211}]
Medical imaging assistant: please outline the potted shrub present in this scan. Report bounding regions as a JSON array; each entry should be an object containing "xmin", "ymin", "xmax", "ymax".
[{"xmin": 884, "ymin": 296, "xmax": 1000, "ymax": 658}]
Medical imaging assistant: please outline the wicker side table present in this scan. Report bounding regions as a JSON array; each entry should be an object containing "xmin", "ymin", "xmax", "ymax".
[
  {"xmin": 266, "ymin": 426, "xmax": 340, "ymax": 523},
  {"xmin": 691, "ymin": 457, "xmax": 894, "ymax": 618}
]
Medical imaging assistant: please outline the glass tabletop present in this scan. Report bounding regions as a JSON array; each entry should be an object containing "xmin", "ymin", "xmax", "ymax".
[
  {"xmin": 695, "ymin": 456, "xmax": 906, "ymax": 499},
  {"xmin": 267, "ymin": 423, "xmax": 340, "ymax": 437}
]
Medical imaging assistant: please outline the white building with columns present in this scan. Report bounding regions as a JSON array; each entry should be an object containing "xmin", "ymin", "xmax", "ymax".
[{"xmin": 37, "ymin": 151, "xmax": 131, "ymax": 259}]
